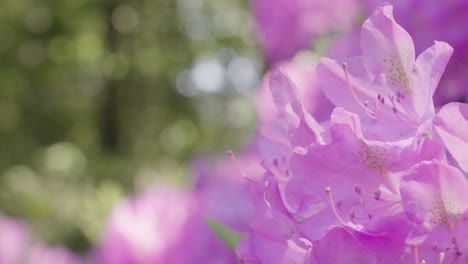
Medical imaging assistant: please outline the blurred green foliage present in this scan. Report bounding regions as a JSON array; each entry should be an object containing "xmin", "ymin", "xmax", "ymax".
[{"xmin": 0, "ymin": 0, "xmax": 260, "ymax": 253}]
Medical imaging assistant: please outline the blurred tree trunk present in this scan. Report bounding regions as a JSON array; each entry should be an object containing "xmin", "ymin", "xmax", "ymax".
[{"xmin": 99, "ymin": 3, "xmax": 120, "ymax": 154}]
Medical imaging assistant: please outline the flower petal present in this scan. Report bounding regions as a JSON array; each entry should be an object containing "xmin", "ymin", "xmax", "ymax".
[{"xmin": 433, "ymin": 102, "xmax": 468, "ymax": 173}]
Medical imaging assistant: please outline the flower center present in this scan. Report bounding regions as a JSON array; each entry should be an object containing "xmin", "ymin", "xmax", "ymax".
[{"xmin": 342, "ymin": 63, "xmax": 420, "ymax": 128}]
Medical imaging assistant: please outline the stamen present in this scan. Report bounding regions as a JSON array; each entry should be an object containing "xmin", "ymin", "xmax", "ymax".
[
  {"xmin": 412, "ymin": 243, "xmax": 420, "ymax": 264},
  {"xmin": 342, "ymin": 63, "xmax": 375, "ymax": 117},
  {"xmin": 227, "ymin": 150, "xmax": 257, "ymax": 184},
  {"xmin": 325, "ymin": 187, "xmax": 347, "ymax": 226}
]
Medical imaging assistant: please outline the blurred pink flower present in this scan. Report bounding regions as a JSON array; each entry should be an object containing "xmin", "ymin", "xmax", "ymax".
[
  {"xmin": 0, "ymin": 214, "xmax": 81, "ymax": 264},
  {"xmin": 194, "ymin": 148, "xmax": 263, "ymax": 233},
  {"xmin": 96, "ymin": 185, "xmax": 237, "ymax": 264},
  {"xmin": 252, "ymin": 0, "xmax": 357, "ymax": 64},
  {"xmin": 0, "ymin": 216, "xmax": 30, "ymax": 264}
]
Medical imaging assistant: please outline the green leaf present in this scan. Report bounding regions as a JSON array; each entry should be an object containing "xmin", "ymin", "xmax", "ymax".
[{"xmin": 206, "ymin": 218, "xmax": 245, "ymax": 250}]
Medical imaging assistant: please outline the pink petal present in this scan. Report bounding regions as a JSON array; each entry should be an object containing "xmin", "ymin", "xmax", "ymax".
[
  {"xmin": 313, "ymin": 227, "xmax": 376, "ymax": 263},
  {"xmin": 413, "ymin": 41, "xmax": 453, "ymax": 118},
  {"xmin": 361, "ymin": 3, "xmax": 415, "ymax": 99},
  {"xmin": 433, "ymin": 102, "xmax": 468, "ymax": 173}
]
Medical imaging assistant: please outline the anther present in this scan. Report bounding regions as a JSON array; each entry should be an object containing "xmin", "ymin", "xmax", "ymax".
[
  {"xmin": 355, "ymin": 186, "xmax": 361, "ymax": 195},
  {"xmin": 350, "ymin": 207, "xmax": 356, "ymax": 221},
  {"xmin": 273, "ymin": 158, "xmax": 279, "ymax": 167},
  {"xmin": 373, "ymin": 190, "xmax": 381, "ymax": 200},
  {"xmin": 336, "ymin": 200, "xmax": 342, "ymax": 209},
  {"xmin": 325, "ymin": 187, "xmax": 347, "ymax": 226}
]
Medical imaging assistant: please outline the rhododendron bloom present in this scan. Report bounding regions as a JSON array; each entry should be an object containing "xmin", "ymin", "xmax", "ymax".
[
  {"xmin": 194, "ymin": 148, "xmax": 263, "ymax": 232},
  {"xmin": 27, "ymin": 245, "xmax": 82, "ymax": 264},
  {"xmin": 365, "ymin": 0, "xmax": 468, "ymax": 105},
  {"xmin": 318, "ymin": 4, "xmax": 453, "ymax": 142},
  {"xmin": 235, "ymin": 3, "xmax": 468, "ymax": 264},
  {"xmin": 0, "ymin": 215, "xmax": 81, "ymax": 264},
  {"xmin": 96, "ymin": 185, "xmax": 237, "ymax": 264},
  {"xmin": 252, "ymin": 0, "xmax": 357, "ymax": 64},
  {"xmin": 0, "ymin": 216, "xmax": 30, "ymax": 264}
]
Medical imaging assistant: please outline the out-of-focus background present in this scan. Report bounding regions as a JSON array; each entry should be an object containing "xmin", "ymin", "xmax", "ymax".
[{"xmin": 0, "ymin": 0, "xmax": 260, "ymax": 253}]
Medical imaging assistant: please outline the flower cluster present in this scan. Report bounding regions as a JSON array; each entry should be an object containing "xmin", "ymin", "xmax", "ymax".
[
  {"xmin": 255, "ymin": 0, "xmax": 468, "ymax": 106},
  {"xmin": 237, "ymin": 4, "xmax": 468, "ymax": 263}
]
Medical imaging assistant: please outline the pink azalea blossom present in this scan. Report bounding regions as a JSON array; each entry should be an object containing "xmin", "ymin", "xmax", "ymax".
[
  {"xmin": 0, "ymin": 214, "xmax": 82, "ymax": 264},
  {"xmin": 318, "ymin": 4, "xmax": 453, "ymax": 143},
  {"xmin": 329, "ymin": 0, "xmax": 468, "ymax": 106},
  {"xmin": 252, "ymin": 0, "xmax": 357, "ymax": 64},
  {"xmin": 27, "ymin": 245, "xmax": 82, "ymax": 264},
  {"xmin": 366, "ymin": 0, "xmax": 468, "ymax": 105},
  {"xmin": 0, "ymin": 215, "xmax": 30, "ymax": 264},
  {"xmin": 194, "ymin": 148, "xmax": 263, "ymax": 232},
  {"xmin": 236, "ymin": 175, "xmax": 312, "ymax": 264},
  {"xmin": 96, "ymin": 185, "xmax": 237, "ymax": 264},
  {"xmin": 235, "ymin": 3, "xmax": 468, "ymax": 263}
]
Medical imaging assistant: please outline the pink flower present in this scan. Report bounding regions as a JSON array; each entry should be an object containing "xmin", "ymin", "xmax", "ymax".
[
  {"xmin": 0, "ymin": 216, "xmax": 30, "ymax": 264},
  {"xmin": 366, "ymin": 0, "xmax": 468, "ymax": 105},
  {"xmin": 0, "ymin": 215, "xmax": 82, "ymax": 264},
  {"xmin": 236, "ymin": 176, "xmax": 312, "ymax": 264},
  {"xmin": 96, "ymin": 185, "xmax": 237, "ymax": 264},
  {"xmin": 252, "ymin": 0, "xmax": 357, "ymax": 64},
  {"xmin": 235, "ymin": 3, "xmax": 468, "ymax": 263},
  {"xmin": 194, "ymin": 148, "xmax": 263, "ymax": 232},
  {"xmin": 27, "ymin": 245, "xmax": 82, "ymax": 264},
  {"xmin": 329, "ymin": 0, "xmax": 468, "ymax": 106},
  {"xmin": 318, "ymin": 3, "xmax": 453, "ymax": 143}
]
